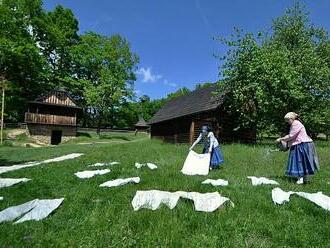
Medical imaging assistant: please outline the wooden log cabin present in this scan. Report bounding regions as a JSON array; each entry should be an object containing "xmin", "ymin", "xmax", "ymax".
[
  {"xmin": 134, "ymin": 116, "xmax": 149, "ymax": 134},
  {"xmin": 148, "ymin": 84, "xmax": 256, "ymax": 144},
  {"xmin": 25, "ymin": 89, "xmax": 81, "ymax": 145}
]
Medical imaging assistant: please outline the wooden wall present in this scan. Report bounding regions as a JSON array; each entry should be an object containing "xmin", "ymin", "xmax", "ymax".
[
  {"xmin": 43, "ymin": 91, "xmax": 76, "ymax": 106},
  {"xmin": 150, "ymin": 108, "xmax": 256, "ymax": 144}
]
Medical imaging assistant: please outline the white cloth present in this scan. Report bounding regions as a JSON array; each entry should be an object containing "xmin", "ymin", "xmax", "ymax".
[
  {"xmin": 272, "ymin": 187, "xmax": 330, "ymax": 211},
  {"xmin": 202, "ymin": 179, "xmax": 228, "ymax": 186},
  {"xmin": 0, "ymin": 153, "xmax": 84, "ymax": 175},
  {"xmin": 131, "ymin": 190, "xmax": 234, "ymax": 212},
  {"xmin": 0, "ymin": 198, "xmax": 64, "ymax": 224},
  {"xmin": 135, "ymin": 162, "xmax": 158, "ymax": 170},
  {"xmin": 100, "ymin": 177, "xmax": 140, "ymax": 188},
  {"xmin": 88, "ymin": 162, "xmax": 120, "ymax": 167},
  {"xmin": 181, "ymin": 150, "xmax": 210, "ymax": 176},
  {"xmin": 0, "ymin": 197, "xmax": 3, "ymax": 201},
  {"xmin": 0, "ymin": 178, "xmax": 31, "ymax": 188},
  {"xmin": 74, "ymin": 169, "xmax": 110, "ymax": 179},
  {"xmin": 247, "ymin": 176, "xmax": 279, "ymax": 186}
]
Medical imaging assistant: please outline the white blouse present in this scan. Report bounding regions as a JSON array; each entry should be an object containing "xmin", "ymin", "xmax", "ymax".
[{"xmin": 192, "ymin": 132, "xmax": 219, "ymax": 152}]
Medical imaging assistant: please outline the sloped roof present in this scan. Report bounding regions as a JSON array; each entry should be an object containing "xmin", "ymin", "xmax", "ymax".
[
  {"xmin": 148, "ymin": 84, "xmax": 225, "ymax": 124},
  {"xmin": 135, "ymin": 116, "xmax": 149, "ymax": 127}
]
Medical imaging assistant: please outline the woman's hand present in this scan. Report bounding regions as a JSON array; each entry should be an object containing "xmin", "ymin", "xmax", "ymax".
[{"xmin": 276, "ymin": 138, "xmax": 282, "ymax": 143}]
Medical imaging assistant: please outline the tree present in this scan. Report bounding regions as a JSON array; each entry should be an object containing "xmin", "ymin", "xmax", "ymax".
[
  {"xmin": 218, "ymin": 2, "xmax": 330, "ymax": 136},
  {"xmin": 72, "ymin": 32, "xmax": 138, "ymax": 133}
]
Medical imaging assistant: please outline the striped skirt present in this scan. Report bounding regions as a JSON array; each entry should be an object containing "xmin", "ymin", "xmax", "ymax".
[
  {"xmin": 286, "ymin": 142, "xmax": 319, "ymax": 177},
  {"xmin": 203, "ymin": 146, "xmax": 224, "ymax": 169}
]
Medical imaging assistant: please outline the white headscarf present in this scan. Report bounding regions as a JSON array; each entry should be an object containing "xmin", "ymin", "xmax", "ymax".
[{"xmin": 284, "ymin": 112, "xmax": 298, "ymax": 120}]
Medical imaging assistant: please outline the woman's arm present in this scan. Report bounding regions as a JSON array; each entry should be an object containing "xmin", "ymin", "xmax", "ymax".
[
  {"xmin": 190, "ymin": 134, "xmax": 202, "ymax": 150},
  {"xmin": 277, "ymin": 121, "xmax": 302, "ymax": 142},
  {"xmin": 208, "ymin": 132, "xmax": 215, "ymax": 153}
]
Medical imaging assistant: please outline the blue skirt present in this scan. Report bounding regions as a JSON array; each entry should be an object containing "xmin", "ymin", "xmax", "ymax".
[
  {"xmin": 203, "ymin": 146, "xmax": 224, "ymax": 169},
  {"xmin": 286, "ymin": 142, "xmax": 319, "ymax": 177}
]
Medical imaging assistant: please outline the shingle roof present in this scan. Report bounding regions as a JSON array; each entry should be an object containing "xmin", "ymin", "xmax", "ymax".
[
  {"xmin": 135, "ymin": 116, "xmax": 149, "ymax": 127},
  {"xmin": 148, "ymin": 84, "xmax": 224, "ymax": 124}
]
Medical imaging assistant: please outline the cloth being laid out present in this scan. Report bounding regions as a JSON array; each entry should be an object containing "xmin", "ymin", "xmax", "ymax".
[
  {"xmin": 202, "ymin": 179, "xmax": 228, "ymax": 186},
  {"xmin": 131, "ymin": 190, "xmax": 234, "ymax": 212},
  {"xmin": 74, "ymin": 169, "xmax": 110, "ymax": 179},
  {"xmin": 0, "ymin": 178, "xmax": 31, "ymax": 188},
  {"xmin": 181, "ymin": 150, "xmax": 210, "ymax": 176},
  {"xmin": 100, "ymin": 177, "xmax": 140, "ymax": 188},
  {"xmin": 0, "ymin": 198, "xmax": 64, "ymax": 224},
  {"xmin": 88, "ymin": 162, "xmax": 120, "ymax": 167},
  {"xmin": 272, "ymin": 187, "xmax": 330, "ymax": 212},
  {"xmin": 135, "ymin": 162, "xmax": 158, "ymax": 170},
  {"xmin": 247, "ymin": 176, "xmax": 279, "ymax": 186},
  {"xmin": 0, "ymin": 153, "xmax": 84, "ymax": 175}
]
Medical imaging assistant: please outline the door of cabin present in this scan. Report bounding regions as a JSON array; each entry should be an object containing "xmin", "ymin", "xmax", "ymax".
[{"xmin": 51, "ymin": 130, "xmax": 62, "ymax": 145}]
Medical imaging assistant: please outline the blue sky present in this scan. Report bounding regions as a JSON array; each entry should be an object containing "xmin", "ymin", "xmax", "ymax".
[{"xmin": 43, "ymin": 0, "xmax": 330, "ymax": 99}]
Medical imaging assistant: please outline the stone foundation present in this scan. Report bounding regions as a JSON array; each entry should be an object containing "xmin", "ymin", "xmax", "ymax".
[{"xmin": 26, "ymin": 124, "xmax": 77, "ymax": 145}]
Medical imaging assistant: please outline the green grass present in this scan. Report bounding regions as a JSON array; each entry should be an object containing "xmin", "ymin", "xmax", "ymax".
[{"xmin": 0, "ymin": 133, "xmax": 329, "ymax": 247}]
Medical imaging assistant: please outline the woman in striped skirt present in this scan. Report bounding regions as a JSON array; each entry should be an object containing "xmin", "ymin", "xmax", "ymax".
[{"xmin": 276, "ymin": 112, "xmax": 319, "ymax": 184}]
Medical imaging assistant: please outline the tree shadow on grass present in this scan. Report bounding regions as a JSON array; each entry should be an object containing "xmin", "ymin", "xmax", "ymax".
[{"xmin": 77, "ymin": 132, "xmax": 92, "ymax": 138}]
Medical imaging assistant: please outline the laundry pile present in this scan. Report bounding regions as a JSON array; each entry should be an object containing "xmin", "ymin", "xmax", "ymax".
[
  {"xmin": 0, "ymin": 178, "xmax": 31, "ymax": 188},
  {"xmin": 202, "ymin": 179, "xmax": 228, "ymax": 186},
  {"xmin": 0, "ymin": 153, "xmax": 84, "ymax": 175},
  {"xmin": 100, "ymin": 177, "xmax": 140, "ymax": 188},
  {"xmin": 131, "ymin": 190, "xmax": 234, "ymax": 212},
  {"xmin": 247, "ymin": 176, "xmax": 279, "ymax": 186},
  {"xmin": 272, "ymin": 188, "xmax": 330, "ymax": 212},
  {"xmin": 74, "ymin": 169, "xmax": 110, "ymax": 179},
  {"xmin": 0, "ymin": 198, "xmax": 64, "ymax": 224},
  {"xmin": 135, "ymin": 162, "xmax": 158, "ymax": 170},
  {"xmin": 88, "ymin": 162, "xmax": 120, "ymax": 167}
]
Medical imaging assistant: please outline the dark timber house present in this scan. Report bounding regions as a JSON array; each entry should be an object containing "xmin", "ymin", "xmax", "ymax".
[
  {"xmin": 25, "ymin": 89, "xmax": 81, "ymax": 145},
  {"xmin": 148, "ymin": 85, "xmax": 256, "ymax": 144}
]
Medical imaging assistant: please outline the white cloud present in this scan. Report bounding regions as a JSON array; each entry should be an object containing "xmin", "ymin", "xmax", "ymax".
[
  {"xmin": 164, "ymin": 79, "xmax": 178, "ymax": 88},
  {"xmin": 136, "ymin": 67, "xmax": 162, "ymax": 83}
]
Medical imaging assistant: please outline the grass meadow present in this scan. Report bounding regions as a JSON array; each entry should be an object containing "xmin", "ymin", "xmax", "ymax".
[{"xmin": 0, "ymin": 131, "xmax": 329, "ymax": 247}]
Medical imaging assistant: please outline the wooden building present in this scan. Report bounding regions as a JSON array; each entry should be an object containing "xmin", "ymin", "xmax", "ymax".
[
  {"xmin": 134, "ymin": 116, "xmax": 149, "ymax": 134},
  {"xmin": 148, "ymin": 85, "xmax": 256, "ymax": 144},
  {"xmin": 25, "ymin": 89, "xmax": 81, "ymax": 145}
]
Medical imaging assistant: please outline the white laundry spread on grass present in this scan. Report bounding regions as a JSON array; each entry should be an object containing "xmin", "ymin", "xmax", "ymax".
[
  {"xmin": 0, "ymin": 197, "xmax": 3, "ymax": 201},
  {"xmin": 272, "ymin": 187, "xmax": 330, "ymax": 212},
  {"xmin": 135, "ymin": 162, "xmax": 158, "ymax": 170},
  {"xmin": 74, "ymin": 169, "xmax": 110, "ymax": 179},
  {"xmin": 0, "ymin": 153, "xmax": 84, "ymax": 175},
  {"xmin": 202, "ymin": 179, "xmax": 229, "ymax": 186},
  {"xmin": 0, "ymin": 178, "xmax": 31, "ymax": 188},
  {"xmin": 181, "ymin": 150, "xmax": 210, "ymax": 176},
  {"xmin": 132, "ymin": 190, "xmax": 234, "ymax": 212},
  {"xmin": 247, "ymin": 176, "xmax": 279, "ymax": 186},
  {"xmin": 100, "ymin": 177, "xmax": 140, "ymax": 188},
  {"xmin": 88, "ymin": 162, "xmax": 120, "ymax": 167},
  {"xmin": 0, "ymin": 198, "xmax": 64, "ymax": 224}
]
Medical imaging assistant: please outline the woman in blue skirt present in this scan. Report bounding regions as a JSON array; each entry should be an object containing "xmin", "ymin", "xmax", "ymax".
[
  {"xmin": 276, "ymin": 112, "xmax": 319, "ymax": 184},
  {"xmin": 189, "ymin": 125, "xmax": 224, "ymax": 170}
]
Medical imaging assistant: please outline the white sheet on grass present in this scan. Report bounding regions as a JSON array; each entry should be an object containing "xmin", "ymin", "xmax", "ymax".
[
  {"xmin": 0, "ymin": 178, "xmax": 31, "ymax": 188},
  {"xmin": 0, "ymin": 153, "xmax": 84, "ymax": 175},
  {"xmin": 135, "ymin": 162, "xmax": 158, "ymax": 170},
  {"xmin": 272, "ymin": 187, "xmax": 330, "ymax": 211},
  {"xmin": 100, "ymin": 177, "xmax": 140, "ymax": 188},
  {"xmin": 88, "ymin": 162, "xmax": 120, "ymax": 167},
  {"xmin": 0, "ymin": 197, "xmax": 3, "ymax": 201},
  {"xmin": 74, "ymin": 169, "xmax": 110, "ymax": 179},
  {"xmin": 202, "ymin": 179, "xmax": 228, "ymax": 186},
  {"xmin": 181, "ymin": 151, "xmax": 210, "ymax": 176},
  {"xmin": 0, "ymin": 198, "xmax": 64, "ymax": 224},
  {"xmin": 247, "ymin": 176, "xmax": 279, "ymax": 186},
  {"xmin": 132, "ymin": 190, "xmax": 234, "ymax": 212}
]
